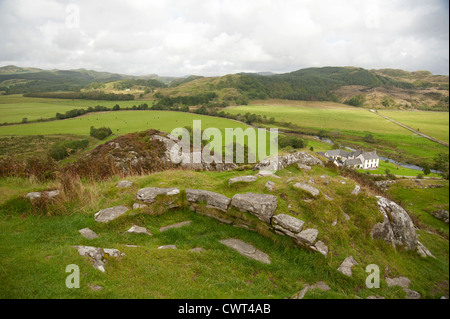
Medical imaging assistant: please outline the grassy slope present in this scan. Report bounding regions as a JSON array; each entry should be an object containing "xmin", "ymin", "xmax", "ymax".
[{"xmin": 0, "ymin": 166, "xmax": 448, "ymax": 299}]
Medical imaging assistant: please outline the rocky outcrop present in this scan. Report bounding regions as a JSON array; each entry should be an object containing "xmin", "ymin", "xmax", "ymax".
[
  {"xmin": 293, "ymin": 182, "xmax": 320, "ymax": 197},
  {"xmin": 136, "ymin": 187, "xmax": 180, "ymax": 204},
  {"xmin": 185, "ymin": 189, "xmax": 231, "ymax": 212},
  {"xmin": 254, "ymin": 151, "xmax": 323, "ymax": 171},
  {"xmin": 430, "ymin": 209, "xmax": 449, "ymax": 224},
  {"xmin": 220, "ymin": 238, "xmax": 271, "ymax": 264},
  {"xmin": 94, "ymin": 205, "xmax": 129, "ymax": 223},
  {"xmin": 371, "ymin": 196, "xmax": 417, "ymax": 251},
  {"xmin": 231, "ymin": 193, "xmax": 278, "ymax": 223}
]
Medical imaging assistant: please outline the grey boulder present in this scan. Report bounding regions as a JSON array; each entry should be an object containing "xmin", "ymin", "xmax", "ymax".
[
  {"xmin": 231, "ymin": 193, "xmax": 277, "ymax": 223},
  {"xmin": 293, "ymin": 182, "xmax": 320, "ymax": 197},
  {"xmin": 371, "ymin": 196, "xmax": 417, "ymax": 251},
  {"xmin": 136, "ymin": 187, "xmax": 180, "ymax": 204},
  {"xmin": 272, "ymin": 214, "xmax": 305, "ymax": 237},
  {"xmin": 337, "ymin": 256, "xmax": 358, "ymax": 277},
  {"xmin": 228, "ymin": 175, "xmax": 257, "ymax": 185},
  {"xmin": 94, "ymin": 205, "xmax": 129, "ymax": 223},
  {"xmin": 185, "ymin": 189, "xmax": 231, "ymax": 212},
  {"xmin": 220, "ymin": 238, "xmax": 271, "ymax": 264}
]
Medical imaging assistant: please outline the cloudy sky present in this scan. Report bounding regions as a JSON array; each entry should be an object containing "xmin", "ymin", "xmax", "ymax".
[{"xmin": 0, "ymin": 0, "xmax": 448, "ymax": 76}]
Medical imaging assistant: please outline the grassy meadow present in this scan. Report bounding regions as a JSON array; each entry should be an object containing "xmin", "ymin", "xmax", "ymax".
[
  {"xmin": 378, "ymin": 110, "xmax": 449, "ymax": 143},
  {"xmin": 0, "ymin": 167, "xmax": 448, "ymax": 299},
  {"xmin": 0, "ymin": 94, "xmax": 154, "ymax": 124}
]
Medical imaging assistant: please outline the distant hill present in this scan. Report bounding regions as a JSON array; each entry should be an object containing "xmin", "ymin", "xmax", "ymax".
[
  {"xmin": 151, "ymin": 66, "xmax": 448, "ymax": 111},
  {"xmin": 0, "ymin": 65, "xmax": 448, "ymax": 110}
]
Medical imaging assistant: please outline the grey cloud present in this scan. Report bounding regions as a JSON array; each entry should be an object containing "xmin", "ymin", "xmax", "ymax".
[{"xmin": 0, "ymin": 0, "xmax": 448, "ymax": 76}]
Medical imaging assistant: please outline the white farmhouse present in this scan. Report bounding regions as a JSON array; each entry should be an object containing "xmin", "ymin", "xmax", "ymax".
[{"xmin": 323, "ymin": 149, "xmax": 379, "ymax": 169}]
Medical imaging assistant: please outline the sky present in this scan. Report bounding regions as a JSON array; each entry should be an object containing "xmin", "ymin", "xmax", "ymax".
[{"xmin": 0, "ymin": 0, "xmax": 448, "ymax": 76}]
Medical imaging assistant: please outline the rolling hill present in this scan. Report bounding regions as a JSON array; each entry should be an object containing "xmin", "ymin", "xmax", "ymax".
[{"xmin": 0, "ymin": 65, "xmax": 448, "ymax": 110}]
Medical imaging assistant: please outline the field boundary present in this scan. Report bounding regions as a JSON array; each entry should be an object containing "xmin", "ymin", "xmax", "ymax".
[{"xmin": 371, "ymin": 110, "xmax": 449, "ymax": 148}]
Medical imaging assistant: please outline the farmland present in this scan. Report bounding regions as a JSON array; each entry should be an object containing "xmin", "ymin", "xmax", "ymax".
[
  {"xmin": 0, "ymin": 94, "xmax": 154, "ymax": 124},
  {"xmin": 226, "ymin": 102, "xmax": 449, "ymax": 166},
  {"xmin": 378, "ymin": 110, "xmax": 449, "ymax": 143}
]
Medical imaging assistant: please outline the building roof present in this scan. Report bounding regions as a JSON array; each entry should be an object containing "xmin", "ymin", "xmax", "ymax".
[
  {"xmin": 344, "ymin": 158, "xmax": 362, "ymax": 166},
  {"xmin": 360, "ymin": 150, "xmax": 379, "ymax": 160},
  {"xmin": 325, "ymin": 149, "xmax": 350, "ymax": 158}
]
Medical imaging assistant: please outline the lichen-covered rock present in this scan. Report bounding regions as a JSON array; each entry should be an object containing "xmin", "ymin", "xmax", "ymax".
[
  {"xmin": 228, "ymin": 175, "xmax": 258, "ymax": 185},
  {"xmin": 231, "ymin": 193, "xmax": 277, "ymax": 223},
  {"xmin": 94, "ymin": 205, "xmax": 129, "ymax": 223},
  {"xmin": 72, "ymin": 246, "xmax": 125, "ymax": 272},
  {"xmin": 136, "ymin": 187, "xmax": 180, "ymax": 204},
  {"xmin": 185, "ymin": 189, "xmax": 231, "ymax": 212},
  {"xmin": 416, "ymin": 240, "xmax": 434, "ymax": 258},
  {"xmin": 293, "ymin": 182, "xmax": 320, "ymax": 197},
  {"xmin": 313, "ymin": 240, "xmax": 329, "ymax": 257},
  {"xmin": 371, "ymin": 196, "xmax": 417, "ymax": 251},
  {"xmin": 296, "ymin": 228, "xmax": 319, "ymax": 245},
  {"xmin": 272, "ymin": 214, "xmax": 305, "ymax": 237}
]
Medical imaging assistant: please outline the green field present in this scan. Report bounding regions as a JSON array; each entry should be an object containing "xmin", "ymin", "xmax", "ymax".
[
  {"xmin": 226, "ymin": 104, "xmax": 449, "ymax": 165},
  {"xmin": 227, "ymin": 104, "xmax": 409, "ymax": 134},
  {"xmin": 378, "ymin": 110, "xmax": 449, "ymax": 143},
  {"xmin": 0, "ymin": 111, "xmax": 249, "ymax": 137},
  {"xmin": 0, "ymin": 94, "xmax": 154, "ymax": 124}
]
